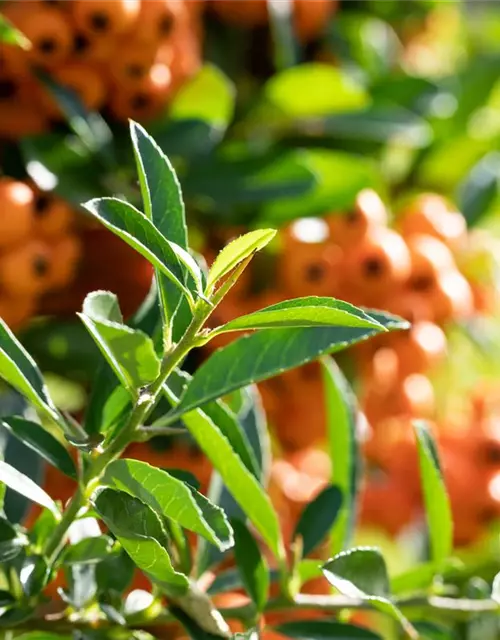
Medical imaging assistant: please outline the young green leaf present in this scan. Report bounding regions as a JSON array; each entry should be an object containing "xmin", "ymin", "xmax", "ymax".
[
  {"xmin": 232, "ymin": 519, "xmax": 269, "ymax": 612},
  {"xmin": 79, "ymin": 291, "xmax": 161, "ymax": 396},
  {"xmin": 0, "ymin": 460, "xmax": 60, "ymax": 519},
  {"xmin": 82, "ymin": 198, "xmax": 196, "ymax": 305},
  {"xmin": 130, "ymin": 121, "xmax": 191, "ymax": 335},
  {"xmin": 92, "ymin": 488, "xmax": 189, "ymax": 596},
  {"xmin": 414, "ymin": 421, "xmax": 453, "ymax": 564},
  {"xmin": 129, "ymin": 121, "xmax": 188, "ymax": 248},
  {"xmin": 321, "ymin": 357, "xmax": 359, "ymax": 554},
  {"xmin": 0, "ymin": 318, "xmax": 61, "ymax": 426},
  {"xmin": 210, "ymin": 297, "xmax": 384, "ymax": 336},
  {"xmin": 171, "ymin": 317, "xmax": 401, "ymax": 418},
  {"xmin": 323, "ymin": 548, "xmax": 418, "ymax": 640},
  {"xmin": 162, "ymin": 375, "xmax": 283, "ymax": 560},
  {"xmin": 103, "ymin": 459, "xmax": 233, "ymax": 551},
  {"xmin": 206, "ymin": 229, "xmax": 276, "ymax": 290},
  {"xmin": 272, "ymin": 620, "xmax": 383, "ymax": 639},
  {"xmin": 62, "ymin": 535, "xmax": 116, "ymax": 565},
  {"xmin": 2, "ymin": 417, "xmax": 77, "ymax": 480},
  {"xmin": 0, "ymin": 14, "xmax": 31, "ymax": 48},
  {"xmin": 293, "ymin": 484, "xmax": 343, "ymax": 558}
]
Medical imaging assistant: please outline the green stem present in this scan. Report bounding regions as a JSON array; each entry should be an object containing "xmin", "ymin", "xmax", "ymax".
[{"xmin": 43, "ymin": 300, "xmax": 212, "ymax": 563}]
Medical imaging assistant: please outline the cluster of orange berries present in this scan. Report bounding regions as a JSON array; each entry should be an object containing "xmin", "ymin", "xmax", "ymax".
[
  {"xmin": 0, "ymin": 177, "xmax": 81, "ymax": 329},
  {"xmin": 201, "ymin": 189, "xmax": 499, "ymax": 548},
  {"xmin": 211, "ymin": 0, "xmax": 338, "ymax": 42},
  {"xmin": 0, "ymin": 0, "xmax": 201, "ymax": 138}
]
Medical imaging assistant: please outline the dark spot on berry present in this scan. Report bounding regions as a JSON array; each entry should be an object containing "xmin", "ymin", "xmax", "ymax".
[
  {"xmin": 34, "ymin": 256, "xmax": 49, "ymax": 277},
  {"xmin": 410, "ymin": 275, "xmax": 434, "ymax": 292},
  {"xmin": 482, "ymin": 443, "xmax": 500, "ymax": 465},
  {"xmin": 159, "ymin": 13, "xmax": 174, "ymax": 35},
  {"xmin": 126, "ymin": 64, "xmax": 146, "ymax": 79},
  {"xmin": 363, "ymin": 258, "xmax": 384, "ymax": 277},
  {"xmin": 0, "ymin": 80, "xmax": 17, "ymax": 100},
  {"xmin": 345, "ymin": 210, "xmax": 360, "ymax": 225},
  {"xmin": 38, "ymin": 38, "xmax": 57, "ymax": 54},
  {"xmin": 34, "ymin": 194, "xmax": 51, "ymax": 216},
  {"xmin": 89, "ymin": 12, "xmax": 110, "ymax": 32},
  {"xmin": 130, "ymin": 93, "xmax": 150, "ymax": 110},
  {"xmin": 73, "ymin": 33, "xmax": 90, "ymax": 54},
  {"xmin": 305, "ymin": 263, "xmax": 325, "ymax": 282}
]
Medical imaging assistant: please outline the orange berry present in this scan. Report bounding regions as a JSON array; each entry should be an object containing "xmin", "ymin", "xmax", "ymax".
[
  {"xmin": 138, "ymin": 0, "xmax": 184, "ymax": 42},
  {"xmin": 400, "ymin": 194, "xmax": 467, "ymax": 252},
  {"xmin": 46, "ymin": 235, "xmax": 81, "ymax": 290},
  {"xmin": 392, "ymin": 321, "xmax": 447, "ymax": 376},
  {"xmin": 71, "ymin": 30, "xmax": 115, "ymax": 63},
  {"xmin": 278, "ymin": 238, "xmax": 343, "ymax": 298},
  {"xmin": 108, "ymin": 62, "xmax": 172, "ymax": 122},
  {"xmin": 0, "ymin": 179, "xmax": 34, "ymax": 249},
  {"xmin": 0, "ymin": 294, "xmax": 36, "ymax": 330},
  {"xmin": 107, "ymin": 40, "xmax": 157, "ymax": 88},
  {"xmin": 430, "ymin": 270, "xmax": 474, "ymax": 323},
  {"xmin": 72, "ymin": 0, "xmax": 140, "ymax": 38},
  {"xmin": 33, "ymin": 193, "xmax": 73, "ymax": 238},
  {"xmin": 344, "ymin": 228, "xmax": 411, "ymax": 299},
  {"xmin": 0, "ymin": 241, "xmax": 53, "ymax": 296},
  {"xmin": 406, "ymin": 234, "xmax": 456, "ymax": 288},
  {"xmin": 0, "ymin": 43, "xmax": 29, "ymax": 77},
  {"xmin": 327, "ymin": 189, "xmax": 388, "ymax": 248},
  {"xmin": 5, "ymin": 5, "xmax": 73, "ymax": 67},
  {"xmin": 295, "ymin": 0, "xmax": 338, "ymax": 41}
]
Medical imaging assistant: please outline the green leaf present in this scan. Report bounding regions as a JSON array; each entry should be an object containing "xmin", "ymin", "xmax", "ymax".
[
  {"xmin": 129, "ymin": 121, "xmax": 190, "ymax": 334},
  {"xmin": 156, "ymin": 369, "xmax": 260, "ymax": 478},
  {"xmin": 0, "ymin": 14, "xmax": 31, "ymax": 48},
  {"xmin": 129, "ymin": 121, "xmax": 187, "ymax": 249},
  {"xmin": 0, "ymin": 318, "xmax": 61, "ymax": 426},
  {"xmin": 36, "ymin": 69, "xmax": 113, "ymax": 157},
  {"xmin": 170, "ymin": 314, "xmax": 402, "ymax": 418},
  {"xmin": 321, "ymin": 357, "xmax": 359, "ymax": 554},
  {"xmin": 319, "ymin": 106, "xmax": 432, "ymax": 147},
  {"xmin": 293, "ymin": 484, "xmax": 343, "ymax": 558},
  {"xmin": 79, "ymin": 291, "xmax": 160, "ymax": 396},
  {"xmin": 81, "ymin": 198, "xmax": 196, "ymax": 305},
  {"xmin": 323, "ymin": 548, "xmax": 418, "ymax": 639},
  {"xmin": 264, "ymin": 63, "xmax": 368, "ymax": 117},
  {"xmin": 0, "ymin": 460, "xmax": 60, "ymax": 519},
  {"xmin": 206, "ymin": 229, "xmax": 276, "ymax": 289},
  {"xmin": 273, "ymin": 620, "xmax": 383, "ymax": 639},
  {"xmin": 323, "ymin": 547, "xmax": 390, "ymax": 598},
  {"xmin": 414, "ymin": 421, "xmax": 453, "ymax": 564},
  {"xmin": 0, "ymin": 591, "xmax": 15, "ymax": 607},
  {"xmin": 184, "ymin": 149, "xmax": 317, "ymax": 211},
  {"xmin": 232, "ymin": 519, "xmax": 269, "ymax": 612},
  {"xmin": 63, "ymin": 535, "xmax": 115, "ymax": 565},
  {"xmin": 261, "ymin": 150, "xmax": 380, "ymax": 224},
  {"xmin": 0, "ymin": 515, "xmax": 25, "ymax": 561},
  {"xmin": 457, "ymin": 152, "xmax": 500, "ymax": 227},
  {"xmin": 103, "ymin": 459, "xmax": 233, "ymax": 551},
  {"xmin": 84, "ymin": 369, "xmax": 131, "ymax": 437},
  {"xmin": 92, "ymin": 488, "xmax": 189, "ymax": 596},
  {"xmin": 2, "ymin": 417, "xmax": 77, "ymax": 480},
  {"xmin": 162, "ymin": 373, "xmax": 283, "ymax": 560},
  {"xmin": 170, "ymin": 64, "xmax": 235, "ymax": 129},
  {"xmin": 95, "ymin": 548, "xmax": 135, "ymax": 595},
  {"xmin": 212, "ymin": 297, "xmax": 384, "ymax": 335},
  {"xmin": 20, "ymin": 555, "xmax": 50, "ymax": 597}
]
